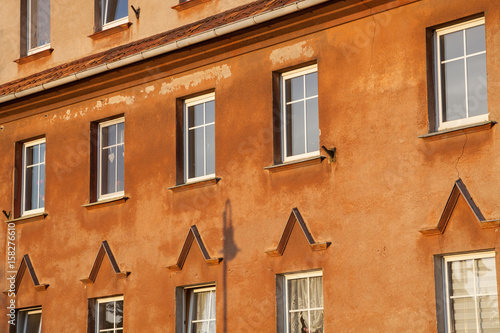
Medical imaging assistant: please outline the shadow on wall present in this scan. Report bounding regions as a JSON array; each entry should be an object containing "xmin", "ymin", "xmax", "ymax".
[{"xmin": 222, "ymin": 199, "xmax": 239, "ymax": 333}]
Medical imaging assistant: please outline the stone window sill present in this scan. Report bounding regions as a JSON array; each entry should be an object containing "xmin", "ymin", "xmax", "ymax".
[
  {"xmin": 14, "ymin": 48, "xmax": 54, "ymax": 65},
  {"xmin": 168, "ymin": 177, "xmax": 220, "ymax": 192},
  {"xmin": 172, "ymin": 0, "xmax": 211, "ymax": 11},
  {"xmin": 88, "ymin": 22, "xmax": 132, "ymax": 40},
  {"xmin": 6, "ymin": 212, "xmax": 48, "ymax": 224},
  {"xmin": 82, "ymin": 196, "xmax": 129, "ymax": 209},
  {"xmin": 264, "ymin": 156, "xmax": 325, "ymax": 173},
  {"xmin": 418, "ymin": 121, "xmax": 495, "ymax": 141}
]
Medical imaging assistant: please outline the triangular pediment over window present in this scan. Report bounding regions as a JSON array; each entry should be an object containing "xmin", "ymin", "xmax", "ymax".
[
  {"xmin": 420, "ymin": 179, "xmax": 500, "ymax": 236},
  {"xmin": 4, "ymin": 254, "xmax": 48, "ymax": 295},
  {"xmin": 266, "ymin": 207, "xmax": 330, "ymax": 257},
  {"xmin": 80, "ymin": 240, "xmax": 130, "ymax": 284},
  {"xmin": 167, "ymin": 225, "xmax": 223, "ymax": 271}
]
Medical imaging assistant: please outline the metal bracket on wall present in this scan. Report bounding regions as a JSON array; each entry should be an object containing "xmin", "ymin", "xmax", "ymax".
[
  {"xmin": 131, "ymin": 5, "xmax": 140, "ymax": 19},
  {"xmin": 321, "ymin": 146, "xmax": 336, "ymax": 163}
]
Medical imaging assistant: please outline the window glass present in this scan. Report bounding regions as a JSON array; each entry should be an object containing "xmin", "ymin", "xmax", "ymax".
[
  {"xmin": 436, "ymin": 18, "xmax": 487, "ymax": 130},
  {"xmin": 96, "ymin": 297, "xmax": 123, "ymax": 333},
  {"xmin": 17, "ymin": 308, "xmax": 42, "ymax": 333},
  {"xmin": 103, "ymin": 0, "xmax": 128, "ymax": 25},
  {"xmin": 99, "ymin": 118, "xmax": 124, "ymax": 200},
  {"xmin": 23, "ymin": 139, "xmax": 45, "ymax": 215},
  {"xmin": 26, "ymin": 0, "xmax": 50, "ymax": 54},
  {"xmin": 282, "ymin": 65, "xmax": 319, "ymax": 162},
  {"xmin": 187, "ymin": 287, "xmax": 216, "ymax": 333},
  {"xmin": 185, "ymin": 94, "xmax": 215, "ymax": 182}
]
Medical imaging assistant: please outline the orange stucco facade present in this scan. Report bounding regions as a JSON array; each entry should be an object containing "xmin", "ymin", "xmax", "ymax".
[{"xmin": 1, "ymin": 0, "xmax": 500, "ymax": 332}]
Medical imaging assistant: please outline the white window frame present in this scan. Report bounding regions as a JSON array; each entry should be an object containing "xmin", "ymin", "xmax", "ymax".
[
  {"xmin": 435, "ymin": 18, "xmax": 487, "ymax": 131},
  {"xmin": 98, "ymin": 118, "xmax": 125, "ymax": 201},
  {"xmin": 443, "ymin": 251, "xmax": 499, "ymax": 333},
  {"xmin": 101, "ymin": 0, "xmax": 129, "ymax": 30},
  {"xmin": 22, "ymin": 138, "xmax": 46, "ymax": 216},
  {"xmin": 184, "ymin": 93, "xmax": 216, "ymax": 183},
  {"xmin": 281, "ymin": 64, "xmax": 319, "ymax": 163},
  {"xmin": 183, "ymin": 285, "xmax": 216, "ymax": 333},
  {"xmin": 283, "ymin": 270, "xmax": 323, "ymax": 333},
  {"xmin": 95, "ymin": 296, "xmax": 124, "ymax": 333},
  {"xmin": 17, "ymin": 307, "xmax": 42, "ymax": 333},
  {"xmin": 26, "ymin": 0, "xmax": 51, "ymax": 56}
]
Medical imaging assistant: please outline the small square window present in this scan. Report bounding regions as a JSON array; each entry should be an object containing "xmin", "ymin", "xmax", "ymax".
[
  {"xmin": 16, "ymin": 307, "xmax": 42, "ymax": 333},
  {"xmin": 92, "ymin": 296, "xmax": 124, "ymax": 333},
  {"xmin": 97, "ymin": 0, "xmax": 128, "ymax": 30},
  {"xmin": 281, "ymin": 65, "xmax": 319, "ymax": 162},
  {"xmin": 97, "ymin": 118, "xmax": 125, "ymax": 200},
  {"xmin": 178, "ymin": 285, "xmax": 216, "ymax": 333},
  {"xmin": 278, "ymin": 271, "xmax": 324, "ymax": 333},
  {"xmin": 440, "ymin": 252, "xmax": 500, "ymax": 332},
  {"xmin": 22, "ymin": 138, "xmax": 45, "ymax": 216},
  {"xmin": 184, "ymin": 93, "xmax": 215, "ymax": 183},
  {"xmin": 21, "ymin": 0, "xmax": 51, "ymax": 56},
  {"xmin": 435, "ymin": 18, "xmax": 487, "ymax": 130}
]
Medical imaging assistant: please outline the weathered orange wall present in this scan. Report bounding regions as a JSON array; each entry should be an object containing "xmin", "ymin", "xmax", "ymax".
[{"xmin": 1, "ymin": 0, "xmax": 500, "ymax": 331}]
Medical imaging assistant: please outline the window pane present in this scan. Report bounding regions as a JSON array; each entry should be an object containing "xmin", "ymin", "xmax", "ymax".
[
  {"xmin": 30, "ymin": 0, "xmax": 50, "ymax": 49},
  {"xmin": 467, "ymin": 54, "xmax": 488, "ymax": 117},
  {"xmin": 117, "ymin": 122, "xmax": 125, "ymax": 144},
  {"xmin": 105, "ymin": 0, "xmax": 128, "ymax": 24},
  {"xmin": 306, "ymin": 98, "xmax": 319, "ymax": 153},
  {"xmin": 442, "ymin": 60, "xmax": 466, "ymax": 122},
  {"xmin": 479, "ymin": 296, "xmax": 500, "ymax": 332},
  {"xmin": 102, "ymin": 124, "xmax": 116, "ymax": 147},
  {"xmin": 440, "ymin": 30, "xmax": 464, "ymax": 61},
  {"xmin": 26, "ymin": 165, "xmax": 39, "ymax": 211},
  {"xmin": 189, "ymin": 104, "xmax": 204, "ymax": 128},
  {"xmin": 466, "ymin": 25, "xmax": 485, "ymax": 55},
  {"xmin": 309, "ymin": 277, "xmax": 323, "ymax": 308},
  {"xmin": 116, "ymin": 300, "xmax": 124, "ymax": 328},
  {"xmin": 99, "ymin": 302, "xmax": 115, "ymax": 330},
  {"xmin": 39, "ymin": 164, "xmax": 45, "ymax": 208},
  {"xmin": 188, "ymin": 128, "xmax": 205, "ymax": 179},
  {"xmin": 451, "ymin": 297, "xmax": 477, "ymax": 333},
  {"xmin": 40, "ymin": 143, "xmax": 45, "ymax": 163},
  {"xmin": 289, "ymin": 311, "xmax": 308, "ymax": 333},
  {"xmin": 117, "ymin": 145, "xmax": 124, "ymax": 192},
  {"xmin": 286, "ymin": 76, "xmax": 304, "ymax": 102},
  {"xmin": 286, "ymin": 102, "xmax": 305, "ymax": 157},
  {"xmin": 477, "ymin": 258, "xmax": 497, "ymax": 295},
  {"xmin": 26, "ymin": 312, "xmax": 42, "ymax": 333},
  {"xmin": 208, "ymin": 321, "xmax": 216, "ymax": 333},
  {"xmin": 193, "ymin": 291, "xmax": 211, "ymax": 320},
  {"xmin": 310, "ymin": 310, "xmax": 324, "ymax": 333},
  {"xmin": 101, "ymin": 147, "xmax": 117, "ymax": 195},
  {"xmin": 191, "ymin": 321, "xmax": 209, "ymax": 333},
  {"xmin": 205, "ymin": 125, "xmax": 215, "ymax": 175},
  {"xmin": 288, "ymin": 278, "xmax": 308, "ymax": 310},
  {"xmin": 205, "ymin": 101, "xmax": 215, "ymax": 123},
  {"xmin": 450, "ymin": 260, "xmax": 475, "ymax": 296},
  {"xmin": 209, "ymin": 291, "xmax": 216, "ymax": 319},
  {"xmin": 305, "ymin": 72, "xmax": 318, "ymax": 98},
  {"xmin": 26, "ymin": 145, "xmax": 38, "ymax": 166}
]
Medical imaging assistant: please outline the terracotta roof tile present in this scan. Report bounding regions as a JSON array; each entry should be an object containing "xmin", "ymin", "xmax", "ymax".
[{"xmin": 0, "ymin": 0, "xmax": 306, "ymax": 97}]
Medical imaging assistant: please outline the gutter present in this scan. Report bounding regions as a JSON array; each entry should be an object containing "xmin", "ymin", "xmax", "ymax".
[{"xmin": 0, "ymin": 0, "xmax": 330, "ymax": 105}]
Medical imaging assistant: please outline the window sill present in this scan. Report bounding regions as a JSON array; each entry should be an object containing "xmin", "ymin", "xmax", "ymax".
[
  {"xmin": 6, "ymin": 212, "xmax": 48, "ymax": 224},
  {"xmin": 88, "ymin": 22, "xmax": 132, "ymax": 40},
  {"xmin": 264, "ymin": 156, "xmax": 325, "ymax": 173},
  {"xmin": 82, "ymin": 196, "xmax": 129, "ymax": 209},
  {"xmin": 14, "ymin": 48, "xmax": 54, "ymax": 65},
  {"xmin": 168, "ymin": 177, "xmax": 220, "ymax": 192},
  {"xmin": 418, "ymin": 121, "xmax": 495, "ymax": 141},
  {"xmin": 172, "ymin": 0, "xmax": 211, "ymax": 11}
]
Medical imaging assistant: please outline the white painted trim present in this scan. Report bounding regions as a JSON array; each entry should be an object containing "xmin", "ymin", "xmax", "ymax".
[
  {"xmin": 0, "ymin": 0, "xmax": 331, "ymax": 105},
  {"xmin": 21, "ymin": 138, "xmax": 46, "ymax": 217}
]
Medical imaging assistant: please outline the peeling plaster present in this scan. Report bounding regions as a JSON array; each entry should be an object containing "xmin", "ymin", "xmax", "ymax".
[
  {"xmin": 108, "ymin": 95, "xmax": 135, "ymax": 105},
  {"xmin": 160, "ymin": 65, "xmax": 232, "ymax": 95},
  {"xmin": 145, "ymin": 85, "xmax": 155, "ymax": 94},
  {"xmin": 269, "ymin": 41, "xmax": 314, "ymax": 65}
]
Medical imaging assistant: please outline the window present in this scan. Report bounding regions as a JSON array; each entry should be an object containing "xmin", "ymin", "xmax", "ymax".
[
  {"xmin": 435, "ymin": 18, "xmax": 487, "ymax": 130},
  {"xmin": 98, "ymin": 118, "xmax": 124, "ymax": 200},
  {"xmin": 17, "ymin": 307, "xmax": 42, "ymax": 333},
  {"xmin": 22, "ymin": 139, "xmax": 45, "ymax": 216},
  {"xmin": 95, "ymin": 296, "xmax": 123, "ymax": 333},
  {"xmin": 442, "ymin": 252, "xmax": 500, "ymax": 333},
  {"xmin": 180, "ymin": 286, "xmax": 216, "ymax": 333},
  {"xmin": 281, "ymin": 65, "xmax": 319, "ymax": 162},
  {"xmin": 280, "ymin": 271, "xmax": 323, "ymax": 333},
  {"xmin": 184, "ymin": 93, "xmax": 215, "ymax": 182},
  {"xmin": 22, "ymin": 0, "xmax": 51, "ymax": 56},
  {"xmin": 100, "ymin": 0, "xmax": 128, "ymax": 30}
]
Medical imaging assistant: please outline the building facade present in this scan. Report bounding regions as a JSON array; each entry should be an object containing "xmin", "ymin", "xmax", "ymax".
[{"xmin": 1, "ymin": 0, "xmax": 500, "ymax": 332}]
